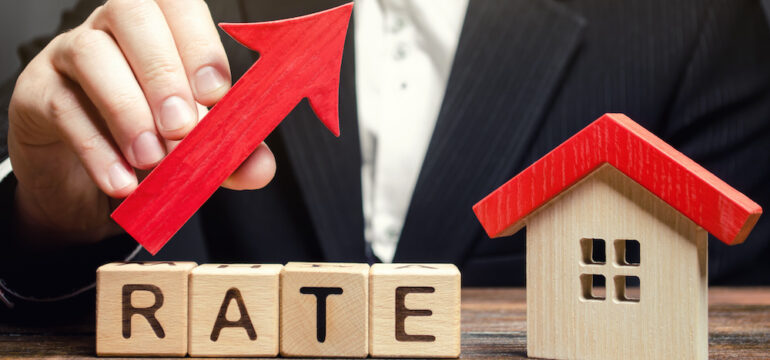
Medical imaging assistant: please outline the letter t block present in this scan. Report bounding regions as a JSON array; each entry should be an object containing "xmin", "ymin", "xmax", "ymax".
[
  {"xmin": 280, "ymin": 262, "xmax": 369, "ymax": 357},
  {"xmin": 96, "ymin": 262, "xmax": 197, "ymax": 356},
  {"xmin": 369, "ymin": 264, "xmax": 461, "ymax": 358}
]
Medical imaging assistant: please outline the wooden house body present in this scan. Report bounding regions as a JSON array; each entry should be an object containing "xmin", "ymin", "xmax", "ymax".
[{"xmin": 473, "ymin": 114, "xmax": 762, "ymax": 360}]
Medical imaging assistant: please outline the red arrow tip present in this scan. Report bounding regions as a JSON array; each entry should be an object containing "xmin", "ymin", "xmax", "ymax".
[
  {"xmin": 220, "ymin": 3, "xmax": 353, "ymax": 137},
  {"xmin": 219, "ymin": 3, "xmax": 353, "ymax": 53}
]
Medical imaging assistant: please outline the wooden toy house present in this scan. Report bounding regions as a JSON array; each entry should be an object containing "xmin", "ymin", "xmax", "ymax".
[{"xmin": 473, "ymin": 114, "xmax": 762, "ymax": 360}]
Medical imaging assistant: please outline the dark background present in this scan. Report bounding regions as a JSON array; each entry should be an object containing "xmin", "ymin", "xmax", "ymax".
[{"xmin": 0, "ymin": 1, "xmax": 77, "ymax": 84}]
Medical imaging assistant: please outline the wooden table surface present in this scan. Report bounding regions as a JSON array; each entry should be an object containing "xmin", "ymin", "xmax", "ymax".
[{"xmin": 1, "ymin": 287, "xmax": 769, "ymax": 359}]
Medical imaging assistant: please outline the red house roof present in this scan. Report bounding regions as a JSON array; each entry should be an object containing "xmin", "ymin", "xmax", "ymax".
[{"xmin": 472, "ymin": 113, "xmax": 762, "ymax": 245}]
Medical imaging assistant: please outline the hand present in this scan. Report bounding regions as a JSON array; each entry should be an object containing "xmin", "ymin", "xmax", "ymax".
[{"xmin": 8, "ymin": 0, "xmax": 276, "ymax": 245}]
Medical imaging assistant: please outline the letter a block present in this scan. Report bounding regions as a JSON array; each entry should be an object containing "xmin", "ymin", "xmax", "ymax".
[
  {"xmin": 96, "ymin": 262, "xmax": 197, "ymax": 356},
  {"xmin": 280, "ymin": 262, "xmax": 369, "ymax": 357},
  {"xmin": 188, "ymin": 264, "xmax": 282, "ymax": 357},
  {"xmin": 369, "ymin": 264, "xmax": 461, "ymax": 358}
]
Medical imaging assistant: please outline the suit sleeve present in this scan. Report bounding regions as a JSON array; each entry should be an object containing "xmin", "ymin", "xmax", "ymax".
[
  {"xmin": 0, "ymin": 0, "xmax": 141, "ymax": 317},
  {"xmin": 663, "ymin": 0, "xmax": 770, "ymax": 284}
]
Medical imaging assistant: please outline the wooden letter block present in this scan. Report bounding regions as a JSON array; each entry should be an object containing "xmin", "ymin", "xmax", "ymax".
[
  {"xmin": 189, "ymin": 264, "xmax": 282, "ymax": 357},
  {"xmin": 96, "ymin": 261, "xmax": 197, "ymax": 356},
  {"xmin": 369, "ymin": 264, "xmax": 461, "ymax": 358},
  {"xmin": 280, "ymin": 262, "xmax": 369, "ymax": 357}
]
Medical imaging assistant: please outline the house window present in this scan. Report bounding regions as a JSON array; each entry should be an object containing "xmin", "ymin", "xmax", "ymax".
[
  {"xmin": 580, "ymin": 274, "xmax": 606, "ymax": 300},
  {"xmin": 580, "ymin": 238, "xmax": 641, "ymax": 303},
  {"xmin": 580, "ymin": 238, "xmax": 606, "ymax": 264},
  {"xmin": 615, "ymin": 239, "xmax": 640, "ymax": 266},
  {"xmin": 614, "ymin": 275, "xmax": 640, "ymax": 302}
]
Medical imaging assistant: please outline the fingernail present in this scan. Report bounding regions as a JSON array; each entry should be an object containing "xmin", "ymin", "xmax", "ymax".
[
  {"xmin": 194, "ymin": 66, "xmax": 226, "ymax": 96},
  {"xmin": 159, "ymin": 96, "xmax": 194, "ymax": 132},
  {"xmin": 108, "ymin": 163, "xmax": 133, "ymax": 191},
  {"xmin": 132, "ymin": 131, "xmax": 165, "ymax": 166}
]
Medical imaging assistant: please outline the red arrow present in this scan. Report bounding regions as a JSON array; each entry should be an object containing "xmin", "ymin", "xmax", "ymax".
[{"xmin": 111, "ymin": 3, "xmax": 353, "ymax": 255}]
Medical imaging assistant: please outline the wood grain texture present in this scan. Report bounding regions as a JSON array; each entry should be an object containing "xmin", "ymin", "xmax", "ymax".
[
  {"xmin": 526, "ymin": 165, "xmax": 708, "ymax": 359},
  {"xmin": 2, "ymin": 288, "xmax": 770, "ymax": 359},
  {"xmin": 472, "ymin": 113, "xmax": 762, "ymax": 245},
  {"xmin": 188, "ymin": 264, "xmax": 282, "ymax": 357},
  {"xmin": 96, "ymin": 262, "xmax": 197, "ymax": 356},
  {"xmin": 280, "ymin": 262, "xmax": 369, "ymax": 358},
  {"xmin": 369, "ymin": 264, "xmax": 461, "ymax": 358},
  {"xmin": 110, "ymin": 3, "xmax": 354, "ymax": 255}
]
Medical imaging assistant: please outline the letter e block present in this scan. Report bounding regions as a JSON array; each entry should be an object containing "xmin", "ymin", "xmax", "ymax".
[
  {"xmin": 189, "ymin": 264, "xmax": 282, "ymax": 357},
  {"xmin": 369, "ymin": 264, "xmax": 461, "ymax": 358},
  {"xmin": 280, "ymin": 262, "xmax": 369, "ymax": 357},
  {"xmin": 96, "ymin": 262, "xmax": 197, "ymax": 356}
]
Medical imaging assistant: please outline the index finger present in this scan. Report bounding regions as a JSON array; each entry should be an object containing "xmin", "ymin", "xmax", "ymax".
[
  {"xmin": 95, "ymin": 0, "xmax": 198, "ymax": 141},
  {"xmin": 156, "ymin": 0, "xmax": 232, "ymax": 106}
]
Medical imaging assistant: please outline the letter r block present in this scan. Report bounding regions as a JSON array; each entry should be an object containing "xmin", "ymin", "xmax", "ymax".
[
  {"xmin": 369, "ymin": 264, "xmax": 461, "ymax": 358},
  {"xmin": 96, "ymin": 262, "xmax": 197, "ymax": 356},
  {"xmin": 280, "ymin": 262, "xmax": 369, "ymax": 357},
  {"xmin": 188, "ymin": 264, "xmax": 282, "ymax": 357}
]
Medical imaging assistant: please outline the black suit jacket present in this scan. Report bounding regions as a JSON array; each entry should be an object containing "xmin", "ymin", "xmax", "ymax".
[
  {"xmin": 2, "ymin": 0, "xmax": 770, "ymax": 316},
  {"xmin": 200, "ymin": 0, "xmax": 770, "ymax": 286}
]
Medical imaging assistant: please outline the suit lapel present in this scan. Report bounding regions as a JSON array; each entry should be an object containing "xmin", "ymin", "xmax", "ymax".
[
  {"xmin": 232, "ymin": 0, "xmax": 584, "ymax": 263},
  {"xmin": 395, "ymin": 0, "xmax": 586, "ymax": 264},
  {"xmin": 239, "ymin": 0, "xmax": 366, "ymax": 261}
]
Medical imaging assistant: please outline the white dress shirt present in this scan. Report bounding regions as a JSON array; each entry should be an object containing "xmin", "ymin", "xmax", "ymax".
[{"xmin": 355, "ymin": 0, "xmax": 469, "ymax": 262}]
